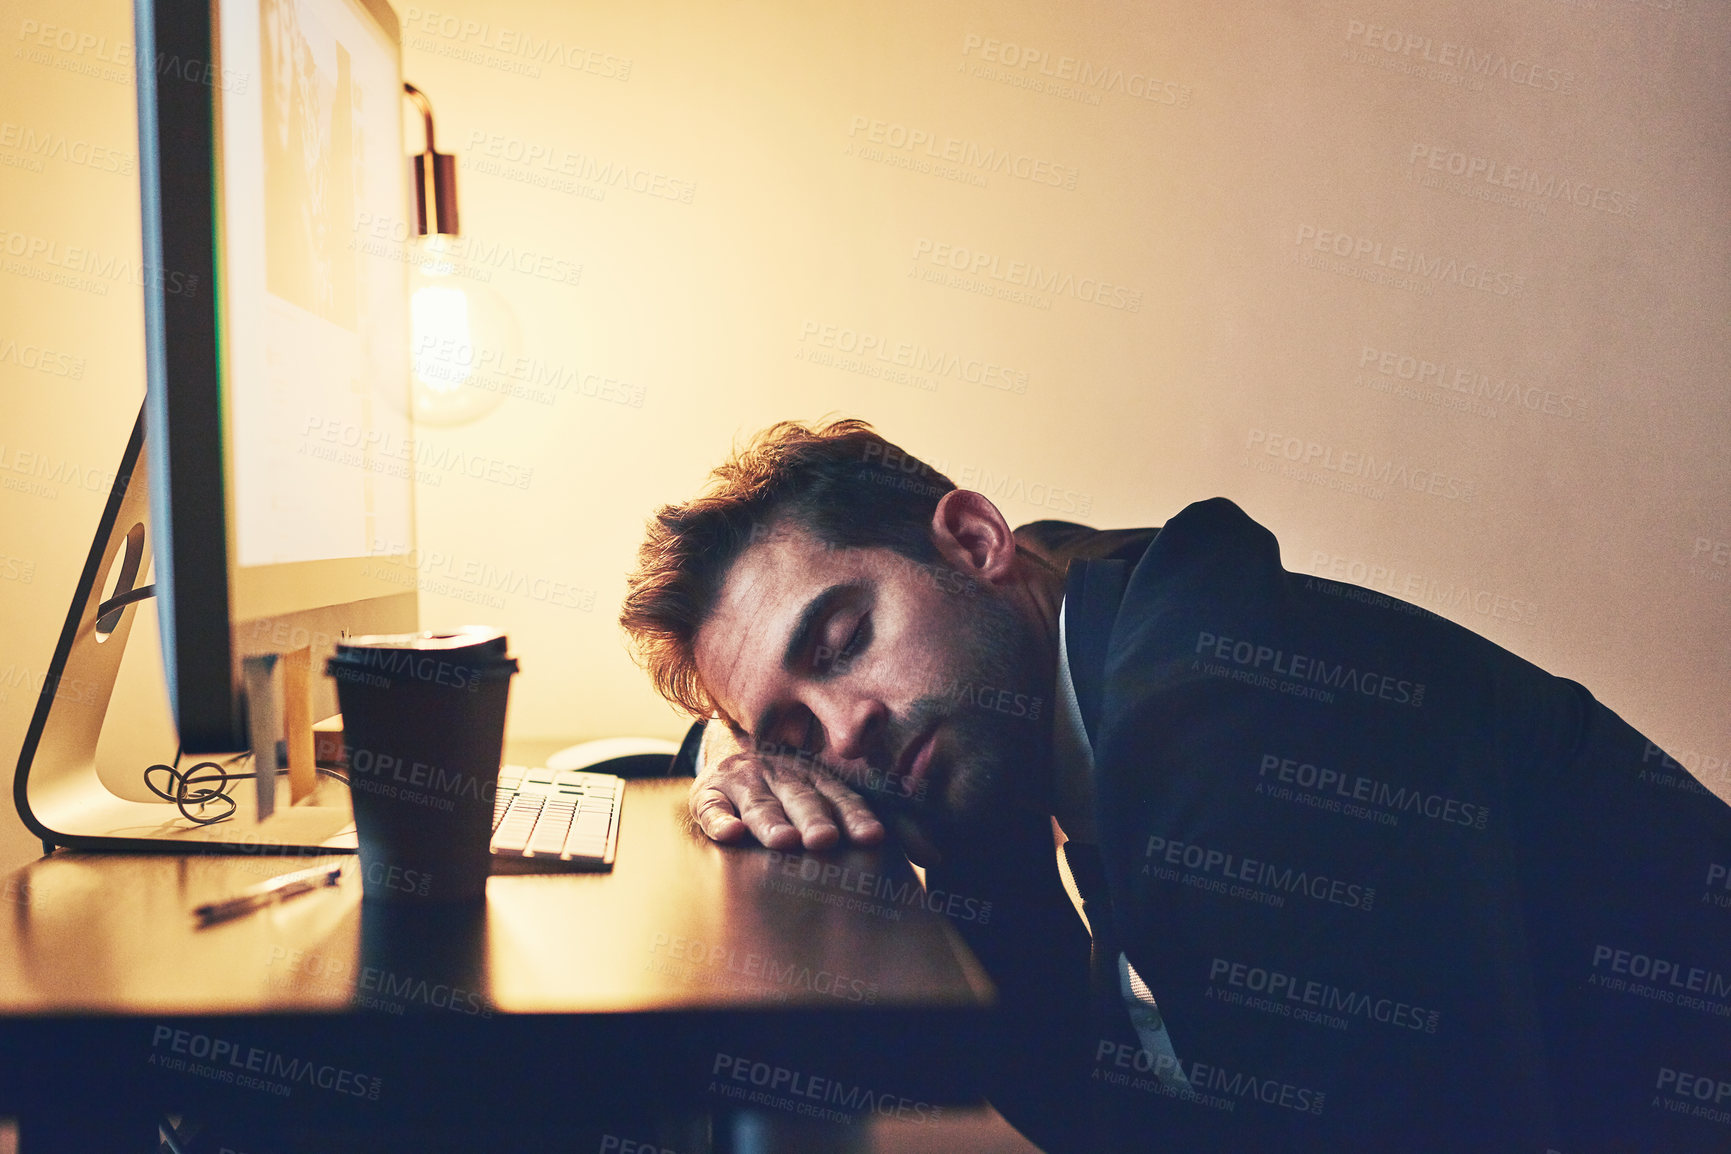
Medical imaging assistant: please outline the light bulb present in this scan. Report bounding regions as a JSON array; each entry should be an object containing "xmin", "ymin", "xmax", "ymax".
[
  {"xmin": 405, "ymin": 236, "xmax": 522, "ymax": 426},
  {"xmin": 411, "ymin": 284, "xmax": 472, "ymax": 394}
]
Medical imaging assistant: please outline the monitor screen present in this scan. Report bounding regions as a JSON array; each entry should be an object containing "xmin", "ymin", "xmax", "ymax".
[
  {"xmin": 224, "ymin": 0, "xmax": 412, "ymax": 570},
  {"xmin": 140, "ymin": 0, "xmax": 417, "ymax": 754}
]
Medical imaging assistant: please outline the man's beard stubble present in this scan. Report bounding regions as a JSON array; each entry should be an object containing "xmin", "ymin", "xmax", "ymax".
[{"xmin": 870, "ymin": 586, "xmax": 1056, "ymax": 868}]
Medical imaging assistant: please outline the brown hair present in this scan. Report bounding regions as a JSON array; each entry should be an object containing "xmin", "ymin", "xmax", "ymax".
[{"xmin": 620, "ymin": 418, "xmax": 955, "ymax": 717}]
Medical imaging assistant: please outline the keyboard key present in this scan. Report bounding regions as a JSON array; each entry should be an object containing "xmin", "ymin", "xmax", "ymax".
[
  {"xmin": 490, "ymin": 795, "xmax": 543, "ymax": 854},
  {"xmin": 527, "ymin": 810, "xmax": 572, "ymax": 857}
]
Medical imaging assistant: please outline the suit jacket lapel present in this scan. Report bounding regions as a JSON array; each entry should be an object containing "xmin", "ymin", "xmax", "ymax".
[{"xmin": 1063, "ymin": 557, "xmax": 1133, "ymax": 747}]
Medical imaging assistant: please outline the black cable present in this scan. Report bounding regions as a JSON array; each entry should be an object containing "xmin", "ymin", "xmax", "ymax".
[
  {"xmin": 95, "ymin": 582, "xmax": 156, "ymax": 621},
  {"xmin": 145, "ymin": 746, "xmax": 348, "ymax": 826},
  {"xmin": 144, "ymin": 748, "xmax": 250, "ymax": 825}
]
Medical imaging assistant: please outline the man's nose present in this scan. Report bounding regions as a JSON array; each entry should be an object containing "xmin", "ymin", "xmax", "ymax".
[{"xmin": 811, "ymin": 692, "xmax": 888, "ymax": 762}]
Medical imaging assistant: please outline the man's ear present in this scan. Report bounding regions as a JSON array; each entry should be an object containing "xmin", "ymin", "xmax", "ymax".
[{"xmin": 931, "ymin": 490, "xmax": 1017, "ymax": 585}]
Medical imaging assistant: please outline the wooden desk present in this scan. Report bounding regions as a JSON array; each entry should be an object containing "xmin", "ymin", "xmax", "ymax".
[{"xmin": 0, "ymin": 779, "xmax": 996, "ymax": 1151}]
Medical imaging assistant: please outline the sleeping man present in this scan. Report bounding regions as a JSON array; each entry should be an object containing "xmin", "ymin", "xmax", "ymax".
[{"xmin": 619, "ymin": 418, "xmax": 1731, "ymax": 1153}]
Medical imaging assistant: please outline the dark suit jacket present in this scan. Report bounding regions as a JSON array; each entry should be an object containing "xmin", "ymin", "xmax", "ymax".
[
  {"xmin": 688, "ymin": 505, "xmax": 1730, "ymax": 1151},
  {"xmin": 1049, "ymin": 497, "xmax": 1731, "ymax": 1152}
]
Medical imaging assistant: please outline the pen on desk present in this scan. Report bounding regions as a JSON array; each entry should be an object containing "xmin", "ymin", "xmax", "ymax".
[{"xmin": 193, "ymin": 862, "xmax": 345, "ymax": 926}]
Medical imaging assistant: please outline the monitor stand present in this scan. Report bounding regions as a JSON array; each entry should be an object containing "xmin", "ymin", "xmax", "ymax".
[{"xmin": 11, "ymin": 403, "xmax": 357, "ymax": 855}]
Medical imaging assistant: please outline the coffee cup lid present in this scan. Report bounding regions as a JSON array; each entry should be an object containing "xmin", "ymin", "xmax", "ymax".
[{"xmin": 332, "ymin": 626, "xmax": 514, "ymax": 666}]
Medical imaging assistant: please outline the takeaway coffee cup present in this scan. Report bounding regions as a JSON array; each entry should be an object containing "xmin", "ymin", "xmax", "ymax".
[{"xmin": 327, "ymin": 627, "xmax": 518, "ymax": 903}]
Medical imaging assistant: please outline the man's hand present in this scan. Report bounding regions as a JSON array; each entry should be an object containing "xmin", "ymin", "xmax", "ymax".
[{"xmin": 690, "ymin": 722, "xmax": 886, "ymax": 850}]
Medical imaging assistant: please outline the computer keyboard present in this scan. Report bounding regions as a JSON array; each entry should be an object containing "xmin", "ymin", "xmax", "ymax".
[{"xmin": 490, "ymin": 765, "xmax": 623, "ymax": 870}]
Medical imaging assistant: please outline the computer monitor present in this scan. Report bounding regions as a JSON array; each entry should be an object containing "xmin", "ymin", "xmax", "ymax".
[
  {"xmin": 141, "ymin": 0, "xmax": 418, "ymax": 755},
  {"xmin": 10, "ymin": 0, "xmax": 421, "ymax": 853}
]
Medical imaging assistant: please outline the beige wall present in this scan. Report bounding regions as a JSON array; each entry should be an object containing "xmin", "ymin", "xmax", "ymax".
[{"xmin": 1, "ymin": 0, "xmax": 1726, "ymax": 872}]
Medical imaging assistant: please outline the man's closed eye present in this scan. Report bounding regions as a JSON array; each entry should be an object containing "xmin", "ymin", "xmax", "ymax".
[{"xmin": 813, "ymin": 615, "xmax": 870, "ymax": 676}]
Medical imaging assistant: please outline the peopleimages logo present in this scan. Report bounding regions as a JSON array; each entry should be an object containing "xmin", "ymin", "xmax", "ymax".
[
  {"xmin": 799, "ymin": 321, "xmax": 1028, "ymax": 393},
  {"xmin": 0, "ymin": 336, "xmax": 85, "ymax": 378},
  {"xmin": 366, "ymin": 538, "xmax": 598, "ymax": 613},
  {"xmin": 959, "ymin": 34, "xmax": 1193, "ymax": 108},
  {"xmin": 762, "ymin": 851, "xmax": 993, "ymax": 925},
  {"xmin": 1589, "ymin": 944, "xmax": 1731, "ymax": 1017},
  {"xmin": 1144, "ymin": 834, "xmax": 1376, "ymax": 911},
  {"xmin": 1093, "ymin": 1041, "xmax": 1327, "ymax": 1115},
  {"xmin": 1207, "ymin": 956, "xmax": 1441, "ymax": 1034},
  {"xmin": 336, "ymin": 647, "xmax": 484, "ymax": 691},
  {"xmin": 0, "ymin": 227, "xmax": 200, "ymax": 297},
  {"xmin": 266, "ymin": 944, "xmax": 491, "ymax": 1016},
  {"xmin": 345, "ymin": 748, "xmax": 494, "ymax": 805},
  {"xmin": 400, "ymin": 8, "xmax": 632, "ymax": 79},
  {"xmin": 1638, "ymin": 740, "xmax": 1727, "ymax": 796},
  {"xmin": 1356, "ymin": 344, "xmax": 1585, "ymax": 421},
  {"xmin": 1294, "ymin": 224, "xmax": 1526, "ymax": 298},
  {"xmin": 1257, "ymin": 753, "xmax": 1489, "ymax": 831},
  {"xmin": 1246, "ymin": 430, "xmax": 1475, "ymax": 504},
  {"xmin": 413, "ymin": 334, "xmax": 645, "ymax": 409},
  {"xmin": 1342, "ymin": 19, "xmax": 1578, "ymax": 96},
  {"xmin": 301, "ymin": 416, "xmax": 535, "ymax": 490},
  {"xmin": 148, "ymin": 1025, "xmax": 381, "ymax": 1100},
  {"xmin": 350, "ymin": 213, "xmax": 583, "ymax": 289},
  {"xmin": 1197, "ymin": 629, "xmax": 1427, "ymax": 708},
  {"xmin": 465, "ymin": 131, "xmax": 695, "ymax": 203},
  {"xmin": 14, "ymin": 18, "xmax": 249, "ymax": 92},
  {"xmin": 911, "ymin": 238, "xmax": 1143, "ymax": 312},
  {"xmin": 1654, "ymin": 1066, "xmax": 1731, "ymax": 1116},
  {"xmin": 0, "ymin": 445, "xmax": 129, "ymax": 502},
  {"xmin": 846, "ymin": 116, "xmax": 1079, "ymax": 190},
  {"xmin": 1707, "ymin": 863, "xmax": 1731, "ymax": 910},
  {"xmin": 1407, "ymin": 144, "xmax": 1636, "ymax": 217},
  {"xmin": 710, "ymin": 1053, "xmax": 945, "ymax": 1125},
  {"xmin": 938, "ymin": 460, "xmax": 1093, "ymax": 517},
  {"xmin": 1306, "ymin": 555, "xmax": 1539, "ymax": 630},
  {"xmin": 0, "ymin": 122, "xmax": 134, "ymax": 174},
  {"xmin": 648, "ymin": 933, "xmax": 880, "ymax": 1003}
]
